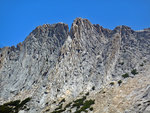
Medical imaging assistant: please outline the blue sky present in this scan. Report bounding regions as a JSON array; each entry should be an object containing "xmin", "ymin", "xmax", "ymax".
[{"xmin": 0, "ymin": 0, "xmax": 150, "ymax": 47}]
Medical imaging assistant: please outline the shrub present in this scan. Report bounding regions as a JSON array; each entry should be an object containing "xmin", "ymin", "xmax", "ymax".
[
  {"xmin": 122, "ymin": 73, "xmax": 129, "ymax": 78},
  {"xmin": 75, "ymin": 99, "xmax": 95, "ymax": 113},
  {"xmin": 119, "ymin": 62, "xmax": 124, "ymax": 65},
  {"xmin": 74, "ymin": 96, "xmax": 86, "ymax": 103},
  {"xmin": 72, "ymin": 96, "xmax": 86, "ymax": 109},
  {"xmin": 0, "ymin": 105, "xmax": 13, "ymax": 113},
  {"xmin": 59, "ymin": 98, "xmax": 65, "ymax": 104},
  {"xmin": 89, "ymin": 107, "xmax": 93, "ymax": 111},
  {"xmin": 4, "ymin": 100, "xmax": 20, "ymax": 106},
  {"xmin": 52, "ymin": 109, "xmax": 65, "ymax": 113},
  {"xmin": 52, "ymin": 101, "xmax": 69, "ymax": 113},
  {"xmin": 92, "ymin": 86, "xmax": 95, "ymax": 90},
  {"xmin": 131, "ymin": 69, "xmax": 138, "ymax": 75},
  {"xmin": 64, "ymin": 102, "xmax": 72, "ymax": 109},
  {"xmin": 140, "ymin": 63, "xmax": 144, "ymax": 66},
  {"xmin": 19, "ymin": 97, "xmax": 31, "ymax": 108},
  {"xmin": 55, "ymin": 104, "xmax": 63, "ymax": 111},
  {"xmin": 110, "ymin": 82, "xmax": 114, "ymax": 86},
  {"xmin": 46, "ymin": 109, "xmax": 50, "ymax": 112},
  {"xmin": 85, "ymin": 92, "xmax": 89, "ymax": 96},
  {"xmin": 118, "ymin": 80, "xmax": 122, "ymax": 86},
  {"xmin": 51, "ymin": 96, "xmax": 95, "ymax": 113},
  {"xmin": 0, "ymin": 97, "xmax": 31, "ymax": 113}
]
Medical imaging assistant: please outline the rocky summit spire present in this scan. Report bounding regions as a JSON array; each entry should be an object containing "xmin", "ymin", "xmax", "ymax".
[{"xmin": 70, "ymin": 18, "xmax": 93, "ymax": 38}]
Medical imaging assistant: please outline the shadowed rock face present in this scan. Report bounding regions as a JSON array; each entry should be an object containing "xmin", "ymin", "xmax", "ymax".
[{"xmin": 0, "ymin": 18, "xmax": 150, "ymax": 113}]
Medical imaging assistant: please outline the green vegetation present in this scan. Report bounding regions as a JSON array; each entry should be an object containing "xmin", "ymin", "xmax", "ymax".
[
  {"xmin": 55, "ymin": 104, "xmax": 63, "ymax": 111},
  {"xmin": 51, "ymin": 99, "xmax": 67, "ymax": 113},
  {"xmin": 85, "ymin": 92, "xmax": 89, "ymax": 96},
  {"xmin": 72, "ymin": 96, "xmax": 86, "ymax": 109},
  {"xmin": 75, "ymin": 99, "xmax": 95, "ymax": 113},
  {"xmin": 0, "ymin": 97, "xmax": 31, "ymax": 113},
  {"xmin": 131, "ymin": 69, "xmax": 138, "ymax": 75},
  {"xmin": 89, "ymin": 107, "xmax": 93, "ymax": 111},
  {"xmin": 122, "ymin": 73, "xmax": 129, "ymax": 78},
  {"xmin": 59, "ymin": 98, "xmax": 65, "ymax": 104},
  {"xmin": 92, "ymin": 86, "xmax": 95, "ymax": 90},
  {"xmin": 140, "ymin": 63, "xmax": 144, "ymax": 66},
  {"xmin": 46, "ymin": 109, "xmax": 50, "ymax": 112},
  {"xmin": 119, "ymin": 62, "xmax": 124, "ymax": 65},
  {"xmin": 118, "ymin": 80, "xmax": 122, "ymax": 86},
  {"xmin": 51, "ymin": 101, "xmax": 72, "ymax": 113},
  {"xmin": 64, "ymin": 102, "xmax": 72, "ymax": 109},
  {"xmin": 110, "ymin": 82, "xmax": 114, "ymax": 86},
  {"xmin": 19, "ymin": 97, "xmax": 31, "ymax": 108},
  {"xmin": 51, "ymin": 92, "xmax": 95, "ymax": 113},
  {"xmin": 51, "ymin": 103, "xmax": 66, "ymax": 113},
  {"xmin": 4, "ymin": 100, "xmax": 20, "ymax": 106},
  {"xmin": 143, "ymin": 60, "xmax": 146, "ymax": 63},
  {"xmin": 51, "ymin": 109, "xmax": 65, "ymax": 113}
]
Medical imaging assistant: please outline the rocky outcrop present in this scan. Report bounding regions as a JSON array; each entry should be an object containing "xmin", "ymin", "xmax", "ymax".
[{"xmin": 0, "ymin": 18, "xmax": 150, "ymax": 113}]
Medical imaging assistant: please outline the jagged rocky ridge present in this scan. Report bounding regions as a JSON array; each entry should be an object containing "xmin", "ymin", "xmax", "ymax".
[{"xmin": 0, "ymin": 18, "xmax": 150, "ymax": 113}]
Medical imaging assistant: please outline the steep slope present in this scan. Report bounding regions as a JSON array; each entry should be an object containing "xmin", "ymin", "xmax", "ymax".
[
  {"xmin": 91, "ymin": 65, "xmax": 150, "ymax": 113},
  {"xmin": 0, "ymin": 23, "xmax": 69, "ymax": 111},
  {"xmin": 0, "ymin": 18, "xmax": 150, "ymax": 113}
]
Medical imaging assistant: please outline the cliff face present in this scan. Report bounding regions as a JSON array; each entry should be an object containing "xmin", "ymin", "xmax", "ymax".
[{"xmin": 0, "ymin": 18, "xmax": 150, "ymax": 113}]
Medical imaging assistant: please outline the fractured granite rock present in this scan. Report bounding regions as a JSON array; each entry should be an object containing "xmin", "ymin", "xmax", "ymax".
[{"xmin": 0, "ymin": 18, "xmax": 150, "ymax": 113}]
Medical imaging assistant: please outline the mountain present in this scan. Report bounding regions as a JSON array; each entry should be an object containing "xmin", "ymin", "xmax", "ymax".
[{"xmin": 0, "ymin": 18, "xmax": 150, "ymax": 113}]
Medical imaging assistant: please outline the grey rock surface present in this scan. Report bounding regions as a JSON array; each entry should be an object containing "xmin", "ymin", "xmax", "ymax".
[{"xmin": 0, "ymin": 18, "xmax": 150, "ymax": 113}]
